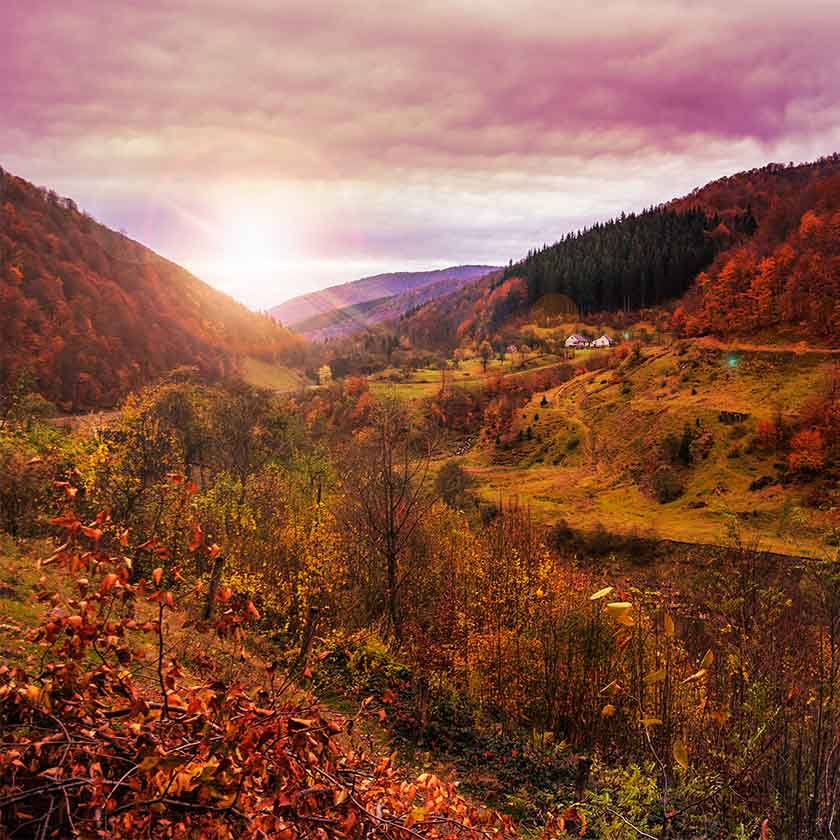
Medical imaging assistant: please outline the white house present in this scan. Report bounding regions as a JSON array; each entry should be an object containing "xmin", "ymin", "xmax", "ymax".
[
  {"xmin": 591, "ymin": 334, "xmax": 615, "ymax": 348},
  {"xmin": 564, "ymin": 333, "xmax": 589, "ymax": 348}
]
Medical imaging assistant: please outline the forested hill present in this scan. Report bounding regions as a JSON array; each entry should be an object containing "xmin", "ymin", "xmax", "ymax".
[
  {"xmin": 504, "ymin": 154, "xmax": 840, "ymax": 316},
  {"xmin": 0, "ymin": 166, "xmax": 303, "ymax": 410},
  {"xmin": 502, "ymin": 207, "xmax": 742, "ymax": 312},
  {"xmin": 397, "ymin": 153, "xmax": 840, "ymax": 347},
  {"xmin": 676, "ymin": 156, "xmax": 840, "ymax": 342},
  {"xmin": 670, "ymin": 153, "xmax": 840, "ymax": 225}
]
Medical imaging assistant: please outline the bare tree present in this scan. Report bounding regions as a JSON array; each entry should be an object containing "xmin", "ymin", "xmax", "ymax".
[{"xmin": 339, "ymin": 398, "xmax": 438, "ymax": 642}]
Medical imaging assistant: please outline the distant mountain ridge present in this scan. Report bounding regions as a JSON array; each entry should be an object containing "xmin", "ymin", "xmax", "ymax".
[
  {"xmin": 0, "ymin": 165, "xmax": 303, "ymax": 410},
  {"xmin": 288, "ymin": 268, "xmax": 502, "ymax": 341},
  {"xmin": 270, "ymin": 265, "xmax": 499, "ymax": 332}
]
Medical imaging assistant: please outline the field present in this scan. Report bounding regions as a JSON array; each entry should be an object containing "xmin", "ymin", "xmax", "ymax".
[
  {"xmin": 466, "ymin": 343, "xmax": 839, "ymax": 555},
  {"xmin": 369, "ymin": 350, "xmax": 589, "ymax": 399},
  {"xmin": 367, "ymin": 333, "xmax": 839, "ymax": 557},
  {"xmin": 240, "ymin": 356, "xmax": 308, "ymax": 391}
]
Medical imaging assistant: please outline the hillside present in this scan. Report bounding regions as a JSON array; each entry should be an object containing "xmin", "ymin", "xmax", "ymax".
[
  {"xmin": 0, "ymin": 166, "xmax": 304, "ymax": 410},
  {"xmin": 465, "ymin": 341, "xmax": 840, "ymax": 556},
  {"xmin": 292, "ymin": 269, "xmax": 501, "ymax": 341},
  {"xmin": 675, "ymin": 161, "xmax": 840, "ymax": 343},
  {"xmin": 5, "ymin": 369, "xmax": 838, "ymax": 837},
  {"xmin": 270, "ymin": 265, "xmax": 498, "ymax": 330},
  {"xmin": 397, "ymin": 154, "xmax": 840, "ymax": 349},
  {"xmin": 359, "ymin": 330, "xmax": 840, "ymax": 558}
]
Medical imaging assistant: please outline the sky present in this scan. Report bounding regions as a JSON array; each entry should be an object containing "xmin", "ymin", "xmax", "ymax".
[{"xmin": 3, "ymin": 0, "xmax": 840, "ymax": 310}]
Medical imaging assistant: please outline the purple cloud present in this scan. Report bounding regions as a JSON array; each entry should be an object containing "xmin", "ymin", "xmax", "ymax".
[{"xmin": 2, "ymin": 0, "xmax": 839, "ymax": 307}]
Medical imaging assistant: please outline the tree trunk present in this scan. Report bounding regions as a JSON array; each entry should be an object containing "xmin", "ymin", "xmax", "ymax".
[
  {"xmin": 386, "ymin": 547, "xmax": 401, "ymax": 642},
  {"xmin": 300, "ymin": 606, "xmax": 320, "ymax": 668}
]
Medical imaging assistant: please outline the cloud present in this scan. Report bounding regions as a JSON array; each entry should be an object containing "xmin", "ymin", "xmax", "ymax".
[{"xmin": 2, "ymin": 0, "xmax": 840, "ymax": 306}]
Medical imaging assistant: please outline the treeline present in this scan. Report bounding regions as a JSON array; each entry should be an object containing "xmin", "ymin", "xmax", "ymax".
[
  {"xmin": 503, "ymin": 207, "xmax": 738, "ymax": 312},
  {"xmin": 0, "ymin": 166, "xmax": 303, "ymax": 410},
  {"xmin": 670, "ymin": 153, "xmax": 840, "ymax": 225}
]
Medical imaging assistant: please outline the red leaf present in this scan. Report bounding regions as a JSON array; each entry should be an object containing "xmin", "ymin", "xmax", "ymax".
[{"xmin": 188, "ymin": 523, "xmax": 203, "ymax": 552}]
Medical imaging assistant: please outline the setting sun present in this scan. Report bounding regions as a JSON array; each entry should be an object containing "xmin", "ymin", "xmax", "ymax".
[{"xmin": 218, "ymin": 211, "xmax": 288, "ymax": 286}]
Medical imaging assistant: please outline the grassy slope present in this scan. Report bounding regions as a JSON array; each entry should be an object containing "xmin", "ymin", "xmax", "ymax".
[
  {"xmin": 367, "ymin": 325, "xmax": 837, "ymax": 557},
  {"xmin": 461, "ymin": 342, "xmax": 836, "ymax": 556},
  {"xmin": 240, "ymin": 356, "xmax": 308, "ymax": 392}
]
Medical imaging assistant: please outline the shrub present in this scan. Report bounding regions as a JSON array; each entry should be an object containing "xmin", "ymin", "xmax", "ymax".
[
  {"xmin": 547, "ymin": 519, "xmax": 574, "ymax": 550},
  {"xmin": 0, "ymin": 433, "xmax": 58, "ymax": 536},
  {"xmin": 749, "ymin": 475, "xmax": 776, "ymax": 491},
  {"xmin": 662, "ymin": 432, "xmax": 681, "ymax": 463},
  {"xmin": 435, "ymin": 460, "xmax": 474, "ymax": 509},
  {"xmin": 651, "ymin": 465, "xmax": 685, "ymax": 503},
  {"xmin": 789, "ymin": 427, "xmax": 826, "ymax": 473}
]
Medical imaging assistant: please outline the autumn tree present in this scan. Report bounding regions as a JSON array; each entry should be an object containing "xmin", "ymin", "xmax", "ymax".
[
  {"xmin": 789, "ymin": 427, "xmax": 826, "ymax": 473},
  {"xmin": 339, "ymin": 397, "xmax": 438, "ymax": 641},
  {"xmin": 434, "ymin": 460, "xmax": 474, "ymax": 509}
]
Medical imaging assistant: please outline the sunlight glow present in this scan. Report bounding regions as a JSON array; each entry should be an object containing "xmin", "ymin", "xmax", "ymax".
[{"xmin": 218, "ymin": 211, "xmax": 289, "ymax": 288}]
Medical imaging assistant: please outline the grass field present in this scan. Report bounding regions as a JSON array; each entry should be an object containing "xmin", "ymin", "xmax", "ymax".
[
  {"xmin": 368, "ymin": 352, "xmax": 578, "ymax": 400},
  {"xmin": 241, "ymin": 357, "xmax": 308, "ymax": 392},
  {"xmin": 454, "ymin": 342, "xmax": 839, "ymax": 557}
]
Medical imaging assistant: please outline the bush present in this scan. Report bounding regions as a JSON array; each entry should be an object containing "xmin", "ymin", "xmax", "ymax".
[
  {"xmin": 0, "ymin": 428, "xmax": 72, "ymax": 537},
  {"xmin": 547, "ymin": 519, "xmax": 575, "ymax": 551},
  {"xmin": 435, "ymin": 460, "xmax": 474, "ymax": 509},
  {"xmin": 749, "ymin": 475, "xmax": 776, "ymax": 491},
  {"xmin": 651, "ymin": 465, "xmax": 685, "ymax": 503}
]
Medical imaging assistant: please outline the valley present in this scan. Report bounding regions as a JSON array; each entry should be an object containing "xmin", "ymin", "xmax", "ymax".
[
  {"xmin": 6, "ymin": 0, "xmax": 840, "ymax": 835},
  {"xmin": 3, "ymin": 153, "xmax": 840, "ymax": 839}
]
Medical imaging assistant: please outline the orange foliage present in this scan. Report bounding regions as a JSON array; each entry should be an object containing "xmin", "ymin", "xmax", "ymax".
[
  {"xmin": 683, "ymin": 170, "xmax": 840, "ymax": 342},
  {"xmin": 788, "ymin": 427, "xmax": 826, "ymax": 472},
  {"xmin": 0, "ymin": 169, "xmax": 303, "ymax": 409},
  {"xmin": 0, "ymin": 495, "xmax": 516, "ymax": 839}
]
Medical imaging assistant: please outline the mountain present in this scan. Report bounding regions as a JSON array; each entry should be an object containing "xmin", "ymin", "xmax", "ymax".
[
  {"xmin": 269, "ymin": 265, "xmax": 498, "ymax": 335},
  {"xmin": 289, "ymin": 269, "xmax": 500, "ymax": 341},
  {"xmin": 397, "ymin": 154, "xmax": 840, "ymax": 349},
  {"xmin": 0, "ymin": 166, "xmax": 304, "ymax": 410}
]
